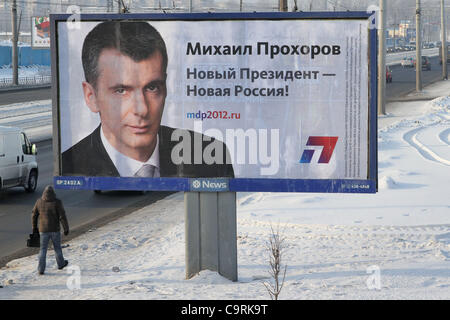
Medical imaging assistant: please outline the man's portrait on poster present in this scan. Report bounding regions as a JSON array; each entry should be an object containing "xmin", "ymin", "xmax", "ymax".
[{"xmin": 61, "ymin": 21, "xmax": 234, "ymax": 179}]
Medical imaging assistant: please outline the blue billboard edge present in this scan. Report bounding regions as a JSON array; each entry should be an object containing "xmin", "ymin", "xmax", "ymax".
[
  {"xmin": 54, "ymin": 177, "xmax": 376, "ymax": 193},
  {"xmin": 52, "ymin": 11, "xmax": 378, "ymax": 194}
]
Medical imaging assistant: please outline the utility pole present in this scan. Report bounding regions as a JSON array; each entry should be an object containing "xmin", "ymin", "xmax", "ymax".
[
  {"xmin": 416, "ymin": 0, "xmax": 422, "ymax": 91},
  {"xmin": 240, "ymin": 0, "xmax": 243, "ymax": 12},
  {"xmin": 378, "ymin": 0, "xmax": 386, "ymax": 115},
  {"xmin": 393, "ymin": 12, "xmax": 397, "ymax": 51},
  {"xmin": 189, "ymin": 0, "xmax": 193, "ymax": 13},
  {"xmin": 11, "ymin": 0, "xmax": 18, "ymax": 86},
  {"xmin": 441, "ymin": 0, "xmax": 448, "ymax": 79},
  {"xmin": 279, "ymin": 0, "xmax": 288, "ymax": 12},
  {"xmin": 393, "ymin": 23, "xmax": 397, "ymax": 51},
  {"xmin": 120, "ymin": 0, "xmax": 129, "ymax": 13},
  {"xmin": 107, "ymin": 0, "xmax": 113, "ymax": 13}
]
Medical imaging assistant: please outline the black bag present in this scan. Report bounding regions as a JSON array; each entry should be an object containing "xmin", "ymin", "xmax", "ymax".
[{"xmin": 27, "ymin": 232, "xmax": 40, "ymax": 248}]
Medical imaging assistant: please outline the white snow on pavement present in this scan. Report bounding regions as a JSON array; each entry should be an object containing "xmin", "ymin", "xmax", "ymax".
[
  {"xmin": 0, "ymin": 65, "xmax": 51, "ymax": 86},
  {"xmin": 0, "ymin": 100, "xmax": 51, "ymax": 142}
]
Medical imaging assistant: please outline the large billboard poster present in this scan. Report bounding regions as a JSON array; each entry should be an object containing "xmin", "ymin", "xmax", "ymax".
[
  {"xmin": 51, "ymin": 12, "xmax": 377, "ymax": 193},
  {"xmin": 31, "ymin": 16, "xmax": 50, "ymax": 48}
]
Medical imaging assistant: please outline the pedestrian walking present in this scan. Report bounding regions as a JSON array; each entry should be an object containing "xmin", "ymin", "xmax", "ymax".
[{"xmin": 31, "ymin": 185, "xmax": 69, "ymax": 275}]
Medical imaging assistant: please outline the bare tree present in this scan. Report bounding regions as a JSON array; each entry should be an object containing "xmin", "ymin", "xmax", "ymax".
[{"xmin": 263, "ymin": 224, "xmax": 288, "ymax": 300}]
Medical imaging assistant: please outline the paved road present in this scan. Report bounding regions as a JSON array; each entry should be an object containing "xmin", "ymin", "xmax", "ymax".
[
  {"xmin": 0, "ymin": 139, "xmax": 173, "ymax": 266},
  {"xmin": 386, "ymin": 56, "xmax": 446, "ymax": 101},
  {"xmin": 0, "ymin": 86, "xmax": 51, "ymax": 105}
]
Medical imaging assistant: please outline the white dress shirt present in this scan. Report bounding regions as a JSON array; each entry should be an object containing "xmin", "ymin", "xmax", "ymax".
[{"xmin": 100, "ymin": 126, "xmax": 160, "ymax": 177}]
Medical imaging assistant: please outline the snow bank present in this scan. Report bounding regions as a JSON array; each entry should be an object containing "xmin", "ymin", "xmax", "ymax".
[
  {"xmin": 0, "ymin": 65, "xmax": 51, "ymax": 78},
  {"xmin": 0, "ymin": 99, "xmax": 52, "ymax": 142}
]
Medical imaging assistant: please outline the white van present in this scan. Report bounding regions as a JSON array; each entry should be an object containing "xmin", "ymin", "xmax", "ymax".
[{"xmin": 0, "ymin": 126, "xmax": 38, "ymax": 192}]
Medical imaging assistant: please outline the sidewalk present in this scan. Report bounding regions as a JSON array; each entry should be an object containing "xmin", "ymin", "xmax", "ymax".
[{"xmin": 380, "ymin": 79, "xmax": 450, "ymax": 128}]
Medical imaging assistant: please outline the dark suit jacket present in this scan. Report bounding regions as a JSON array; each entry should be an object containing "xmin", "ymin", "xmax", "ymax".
[{"xmin": 61, "ymin": 125, "xmax": 234, "ymax": 178}]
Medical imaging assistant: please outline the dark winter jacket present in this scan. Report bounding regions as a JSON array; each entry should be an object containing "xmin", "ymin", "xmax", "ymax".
[{"xmin": 32, "ymin": 186, "xmax": 69, "ymax": 233}]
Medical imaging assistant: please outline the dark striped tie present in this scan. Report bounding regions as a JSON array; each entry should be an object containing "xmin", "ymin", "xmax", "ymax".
[{"xmin": 134, "ymin": 164, "xmax": 156, "ymax": 177}]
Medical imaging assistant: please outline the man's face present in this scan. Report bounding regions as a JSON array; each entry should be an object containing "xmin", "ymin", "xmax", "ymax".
[{"xmin": 83, "ymin": 48, "xmax": 167, "ymax": 162}]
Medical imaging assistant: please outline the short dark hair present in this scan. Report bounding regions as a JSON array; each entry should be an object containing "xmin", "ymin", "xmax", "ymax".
[{"xmin": 81, "ymin": 21, "xmax": 168, "ymax": 88}]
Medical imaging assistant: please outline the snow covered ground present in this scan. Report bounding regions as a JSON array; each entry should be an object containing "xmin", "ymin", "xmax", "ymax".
[
  {"xmin": 0, "ymin": 80, "xmax": 449, "ymax": 300},
  {"xmin": 0, "ymin": 65, "xmax": 51, "ymax": 86},
  {"xmin": 0, "ymin": 99, "xmax": 51, "ymax": 143}
]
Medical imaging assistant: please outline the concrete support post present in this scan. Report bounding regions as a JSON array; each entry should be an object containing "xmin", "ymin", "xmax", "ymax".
[
  {"xmin": 441, "ymin": 0, "xmax": 448, "ymax": 79},
  {"xmin": 416, "ymin": 0, "xmax": 422, "ymax": 91},
  {"xmin": 185, "ymin": 192, "xmax": 237, "ymax": 282}
]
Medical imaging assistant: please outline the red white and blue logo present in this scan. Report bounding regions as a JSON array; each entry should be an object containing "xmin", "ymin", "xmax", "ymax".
[{"xmin": 300, "ymin": 136, "xmax": 338, "ymax": 164}]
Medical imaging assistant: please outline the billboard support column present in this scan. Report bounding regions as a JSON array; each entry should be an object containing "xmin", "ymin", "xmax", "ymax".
[{"xmin": 185, "ymin": 192, "xmax": 238, "ymax": 282}]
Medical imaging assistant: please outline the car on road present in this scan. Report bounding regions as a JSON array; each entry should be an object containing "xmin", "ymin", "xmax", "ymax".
[
  {"xmin": 414, "ymin": 56, "xmax": 431, "ymax": 70},
  {"xmin": 0, "ymin": 126, "xmax": 38, "ymax": 193},
  {"xmin": 386, "ymin": 66, "xmax": 392, "ymax": 83},
  {"xmin": 439, "ymin": 45, "xmax": 450, "ymax": 64},
  {"xmin": 401, "ymin": 57, "xmax": 415, "ymax": 68}
]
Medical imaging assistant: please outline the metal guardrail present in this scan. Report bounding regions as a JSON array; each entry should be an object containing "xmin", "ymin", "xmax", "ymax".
[{"xmin": 0, "ymin": 75, "xmax": 51, "ymax": 87}]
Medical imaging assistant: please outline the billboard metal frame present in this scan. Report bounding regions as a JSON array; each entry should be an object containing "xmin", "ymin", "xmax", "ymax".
[{"xmin": 51, "ymin": 11, "xmax": 378, "ymax": 193}]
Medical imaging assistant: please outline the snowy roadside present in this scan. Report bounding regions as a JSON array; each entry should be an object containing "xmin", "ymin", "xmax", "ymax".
[
  {"xmin": 0, "ymin": 81, "xmax": 449, "ymax": 300},
  {"xmin": 0, "ymin": 65, "xmax": 51, "ymax": 87},
  {"xmin": 0, "ymin": 99, "xmax": 52, "ymax": 143}
]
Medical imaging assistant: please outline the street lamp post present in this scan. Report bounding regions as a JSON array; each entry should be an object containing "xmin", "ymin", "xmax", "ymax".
[
  {"xmin": 416, "ymin": 0, "xmax": 422, "ymax": 92},
  {"xmin": 441, "ymin": 0, "xmax": 448, "ymax": 79},
  {"xmin": 378, "ymin": 0, "xmax": 386, "ymax": 115}
]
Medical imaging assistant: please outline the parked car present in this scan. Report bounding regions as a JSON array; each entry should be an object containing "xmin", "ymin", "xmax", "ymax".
[
  {"xmin": 401, "ymin": 57, "xmax": 415, "ymax": 67},
  {"xmin": 386, "ymin": 66, "xmax": 392, "ymax": 83},
  {"xmin": 0, "ymin": 126, "xmax": 38, "ymax": 192}
]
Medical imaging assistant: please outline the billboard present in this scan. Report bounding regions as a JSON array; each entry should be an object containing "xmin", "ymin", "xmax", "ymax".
[
  {"xmin": 31, "ymin": 16, "xmax": 50, "ymax": 48},
  {"xmin": 51, "ymin": 12, "xmax": 378, "ymax": 193}
]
